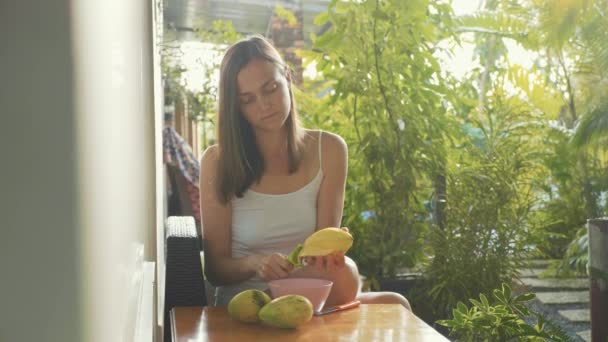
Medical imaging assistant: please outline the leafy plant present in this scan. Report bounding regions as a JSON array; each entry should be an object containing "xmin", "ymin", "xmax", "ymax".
[
  {"xmin": 450, "ymin": 0, "xmax": 608, "ymax": 264},
  {"xmin": 535, "ymin": 0, "xmax": 608, "ymax": 263},
  {"xmin": 543, "ymin": 226, "xmax": 588, "ymax": 278},
  {"xmin": 438, "ymin": 283, "xmax": 572, "ymax": 342},
  {"xmin": 297, "ymin": 0, "xmax": 607, "ymax": 323},
  {"xmin": 303, "ymin": 0, "xmax": 455, "ymax": 284},
  {"xmin": 422, "ymin": 92, "xmax": 547, "ymax": 319}
]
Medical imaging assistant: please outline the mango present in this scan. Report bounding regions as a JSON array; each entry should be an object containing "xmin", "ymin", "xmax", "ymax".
[
  {"xmin": 227, "ymin": 289, "xmax": 272, "ymax": 323},
  {"xmin": 286, "ymin": 243, "xmax": 303, "ymax": 267},
  {"xmin": 258, "ymin": 295, "xmax": 314, "ymax": 328},
  {"xmin": 298, "ymin": 227, "xmax": 353, "ymax": 257}
]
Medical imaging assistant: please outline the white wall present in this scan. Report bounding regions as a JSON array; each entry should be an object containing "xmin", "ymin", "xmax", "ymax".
[
  {"xmin": 0, "ymin": 0, "xmax": 160, "ymax": 341},
  {"xmin": 0, "ymin": 1, "xmax": 80, "ymax": 341},
  {"xmin": 151, "ymin": 0, "xmax": 169, "ymax": 333}
]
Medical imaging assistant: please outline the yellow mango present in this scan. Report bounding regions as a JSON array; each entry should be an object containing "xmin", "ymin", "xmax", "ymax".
[{"xmin": 298, "ymin": 227, "xmax": 353, "ymax": 257}]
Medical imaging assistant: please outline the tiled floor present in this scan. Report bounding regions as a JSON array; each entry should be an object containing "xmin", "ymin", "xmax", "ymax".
[{"xmin": 535, "ymin": 291, "xmax": 589, "ymax": 304}]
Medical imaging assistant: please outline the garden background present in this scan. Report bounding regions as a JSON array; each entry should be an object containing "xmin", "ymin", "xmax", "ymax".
[{"xmin": 162, "ymin": 0, "xmax": 608, "ymax": 340}]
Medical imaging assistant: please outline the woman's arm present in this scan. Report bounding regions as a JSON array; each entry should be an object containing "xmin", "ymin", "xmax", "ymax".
[
  {"xmin": 290, "ymin": 132, "xmax": 360, "ymax": 306},
  {"xmin": 199, "ymin": 145, "xmax": 255, "ymax": 286},
  {"xmin": 315, "ymin": 131, "xmax": 348, "ymax": 230},
  {"xmin": 199, "ymin": 146, "xmax": 293, "ymax": 286}
]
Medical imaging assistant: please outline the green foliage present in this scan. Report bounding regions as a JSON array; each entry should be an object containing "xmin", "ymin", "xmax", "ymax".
[
  {"xmin": 158, "ymin": 0, "xmax": 607, "ymax": 327},
  {"xmin": 456, "ymin": 8, "xmax": 541, "ymax": 49},
  {"xmin": 160, "ymin": 20, "xmax": 241, "ymax": 147},
  {"xmin": 274, "ymin": 5, "xmax": 298, "ymax": 27},
  {"xmin": 160, "ymin": 28, "xmax": 189, "ymax": 102},
  {"xmin": 572, "ymin": 102, "xmax": 608, "ymax": 147},
  {"xmin": 538, "ymin": 0, "xmax": 608, "ymax": 259},
  {"xmin": 530, "ymin": 126, "xmax": 589, "ymax": 257},
  {"xmin": 563, "ymin": 0, "xmax": 608, "ymax": 162},
  {"xmin": 545, "ymin": 226, "xmax": 589, "ymax": 277},
  {"xmin": 423, "ymin": 93, "xmax": 546, "ymax": 318},
  {"xmin": 299, "ymin": 0, "xmax": 608, "ymax": 327},
  {"xmin": 437, "ymin": 283, "xmax": 572, "ymax": 342},
  {"xmin": 457, "ymin": 0, "xmax": 608, "ymax": 262},
  {"xmin": 190, "ymin": 20, "xmax": 241, "ymax": 126},
  {"xmin": 304, "ymin": 0, "xmax": 455, "ymax": 281},
  {"xmin": 194, "ymin": 19, "xmax": 241, "ymax": 46},
  {"xmin": 298, "ymin": 0, "xmax": 608, "ymax": 323}
]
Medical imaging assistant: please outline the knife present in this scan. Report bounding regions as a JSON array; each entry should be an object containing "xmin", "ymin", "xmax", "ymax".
[{"xmin": 315, "ymin": 300, "xmax": 361, "ymax": 316}]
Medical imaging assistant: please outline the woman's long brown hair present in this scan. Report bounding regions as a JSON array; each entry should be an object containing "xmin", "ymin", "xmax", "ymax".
[{"xmin": 216, "ymin": 35, "xmax": 305, "ymax": 204}]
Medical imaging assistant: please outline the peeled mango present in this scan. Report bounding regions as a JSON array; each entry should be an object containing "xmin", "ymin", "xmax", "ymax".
[
  {"xmin": 258, "ymin": 295, "xmax": 314, "ymax": 328},
  {"xmin": 227, "ymin": 289, "xmax": 272, "ymax": 323},
  {"xmin": 298, "ymin": 227, "xmax": 353, "ymax": 258}
]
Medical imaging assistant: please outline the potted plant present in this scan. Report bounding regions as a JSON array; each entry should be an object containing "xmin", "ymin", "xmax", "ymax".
[{"xmin": 437, "ymin": 283, "xmax": 571, "ymax": 341}]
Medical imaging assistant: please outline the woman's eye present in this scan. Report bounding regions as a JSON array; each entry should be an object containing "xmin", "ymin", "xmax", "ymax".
[
  {"xmin": 266, "ymin": 83, "xmax": 278, "ymax": 92},
  {"xmin": 240, "ymin": 97, "xmax": 254, "ymax": 105}
]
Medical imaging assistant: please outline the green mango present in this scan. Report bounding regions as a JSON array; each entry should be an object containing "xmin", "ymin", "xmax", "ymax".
[
  {"xmin": 227, "ymin": 289, "xmax": 272, "ymax": 323},
  {"xmin": 258, "ymin": 295, "xmax": 313, "ymax": 328}
]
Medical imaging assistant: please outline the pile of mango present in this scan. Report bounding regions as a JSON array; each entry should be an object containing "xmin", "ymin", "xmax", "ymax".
[{"xmin": 228, "ymin": 289, "xmax": 313, "ymax": 328}]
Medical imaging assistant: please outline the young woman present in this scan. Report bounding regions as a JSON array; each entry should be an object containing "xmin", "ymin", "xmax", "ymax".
[{"xmin": 199, "ymin": 35, "xmax": 410, "ymax": 310}]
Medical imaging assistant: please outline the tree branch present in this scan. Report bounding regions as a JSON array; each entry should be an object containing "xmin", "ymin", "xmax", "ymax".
[
  {"xmin": 372, "ymin": 0, "xmax": 402, "ymax": 149},
  {"xmin": 557, "ymin": 50, "xmax": 577, "ymax": 123}
]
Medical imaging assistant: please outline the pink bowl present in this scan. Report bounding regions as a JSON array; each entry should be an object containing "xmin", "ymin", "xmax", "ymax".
[{"xmin": 268, "ymin": 278, "xmax": 333, "ymax": 313}]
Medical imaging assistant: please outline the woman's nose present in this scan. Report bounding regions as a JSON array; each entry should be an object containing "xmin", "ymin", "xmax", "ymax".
[{"xmin": 258, "ymin": 94, "xmax": 272, "ymax": 111}]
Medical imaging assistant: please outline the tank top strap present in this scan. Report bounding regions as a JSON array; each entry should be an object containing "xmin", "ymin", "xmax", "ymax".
[{"xmin": 318, "ymin": 130, "xmax": 323, "ymax": 171}]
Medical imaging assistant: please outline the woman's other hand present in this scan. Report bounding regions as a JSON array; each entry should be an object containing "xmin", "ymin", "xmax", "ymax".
[
  {"xmin": 303, "ymin": 252, "xmax": 346, "ymax": 273},
  {"xmin": 255, "ymin": 253, "xmax": 294, "ymax": 281}
]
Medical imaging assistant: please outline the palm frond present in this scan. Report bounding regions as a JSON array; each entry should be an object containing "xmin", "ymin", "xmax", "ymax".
[
  {"xmin": 578, "ymin": 1, "xmax": 608, "ymax": 74},
  {"xmin": 456, "ymin": 10, "xmax": 540, "ymax": 49},
  {"xmin": 538, "ymin": 0, "xmax": 594, "ymax": 48},
  {"xmin": 572, "ymin": 101, "xmax": 608, "ymax": 147}
]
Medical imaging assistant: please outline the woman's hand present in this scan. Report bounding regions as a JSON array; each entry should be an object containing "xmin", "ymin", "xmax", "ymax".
[
  {"xmin": 255, "ymin": 253, "xmax": 294, "ymax": 281},
  {"xmin": 303, "ymin": 252, "xmax": 346, "ymax": 273}
]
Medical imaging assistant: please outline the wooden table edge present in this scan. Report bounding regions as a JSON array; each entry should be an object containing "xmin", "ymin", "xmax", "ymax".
[{"xmin": 170, "ymin": 304, "xmax": 449, "ymax": 341}]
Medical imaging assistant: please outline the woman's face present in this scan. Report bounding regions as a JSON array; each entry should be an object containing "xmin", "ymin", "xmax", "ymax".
[{"xmin": 236, "ymin": 58, "xmax": 291, "ymax": 132}]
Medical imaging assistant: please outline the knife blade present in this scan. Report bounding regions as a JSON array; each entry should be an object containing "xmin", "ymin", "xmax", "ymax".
[{"xmin": 314, "ymin": 300, "xmax": 361, "ymax": 316}]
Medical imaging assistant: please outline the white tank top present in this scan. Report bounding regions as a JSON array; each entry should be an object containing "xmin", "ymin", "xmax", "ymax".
[{"xmin": 214, "ymin": 131, "xmax": 324, "ymax": 305}]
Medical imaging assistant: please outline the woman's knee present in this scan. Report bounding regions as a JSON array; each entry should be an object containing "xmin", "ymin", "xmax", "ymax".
[
  {"xmin": 391, "ymin": 292, "xmax": 411, "ymax": 311},
  {"xmin": 380, "ymin": 292, "xmax": 411, "ymax": 311},
  {"xmin": 357, "ymin": 291, "xmax": 411, "ymax": 311}
]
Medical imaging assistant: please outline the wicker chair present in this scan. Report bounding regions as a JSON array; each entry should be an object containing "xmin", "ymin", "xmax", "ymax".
[{"xmin": 164, "ymin": 216, "xmax": 207, "ymax": 342}]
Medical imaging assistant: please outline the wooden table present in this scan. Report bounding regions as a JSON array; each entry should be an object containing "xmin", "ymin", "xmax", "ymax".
[{"xmin": 171, "ymin": 304, "xmax": 449, "ymax": 341}]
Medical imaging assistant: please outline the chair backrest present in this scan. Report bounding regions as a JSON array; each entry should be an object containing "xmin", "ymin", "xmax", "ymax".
[
  {"xmin": 166, "ymin": 165, "xmax": 194, "ymax": 216},
  {"xmin": 164, "ymin": 216, "xmax": 206, "ymax": 342}
]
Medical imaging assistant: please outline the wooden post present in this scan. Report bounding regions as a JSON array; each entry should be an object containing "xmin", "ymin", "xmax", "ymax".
[
  {"xmin": 191, "ymin": 120, "xmax": 200, "ymax": 159},
  {"xmin": 186, "ymin": 114, "xmax": 193, "ymax": 148},
  {"xmin": 588, "ymin": 218, "xmax": 608, "ymax": 342},
  {"xmin": 174, "ymin": 94, "xmax": 185, "ymax": 135}
]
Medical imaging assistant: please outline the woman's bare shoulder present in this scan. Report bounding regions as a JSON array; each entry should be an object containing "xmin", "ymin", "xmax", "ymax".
[
  {"xmin": 200, "ymin": 144, "xmax": 220, "ymax": 176},
  {"xmin": 303, "ymin": 129, "xmax": 346, "ymax": 149},
  {"xmin": 318, "ymin": 130, "xmax": 347, "ymax": 156}
]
